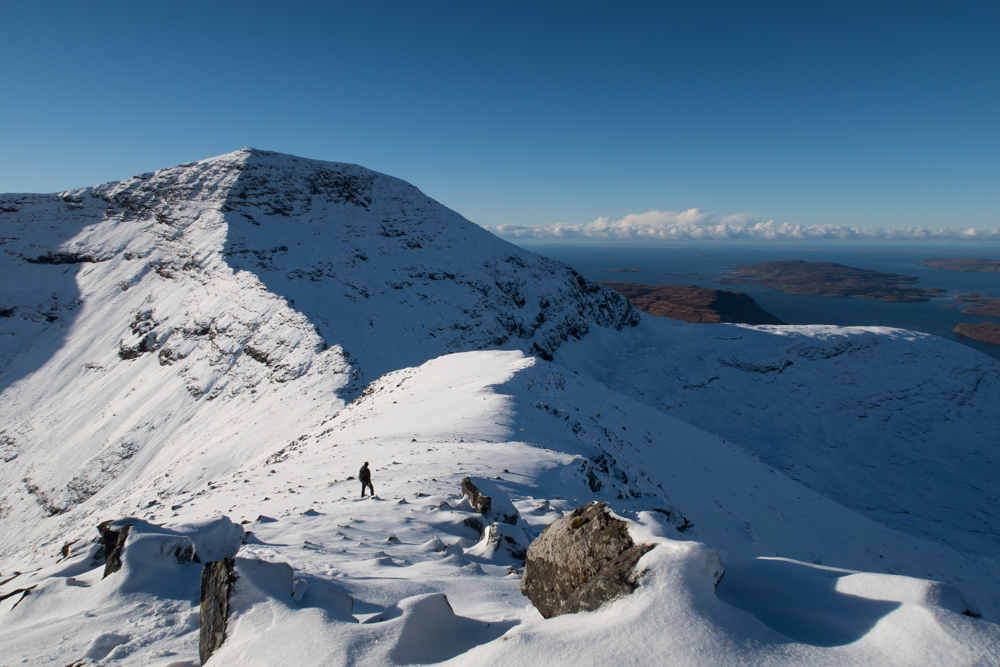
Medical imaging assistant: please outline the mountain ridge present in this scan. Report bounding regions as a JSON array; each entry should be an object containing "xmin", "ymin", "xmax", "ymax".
[
  {"xmin": 3, "ymin": 148, "xmax": 998, "ymax": 561},
  {"xmin": 0, "ymin": 148, "xmax": 640, "ymax": 553},
  {"xmin": 1, "ymin": 149, "xmax": 998, "ymax": 665}
]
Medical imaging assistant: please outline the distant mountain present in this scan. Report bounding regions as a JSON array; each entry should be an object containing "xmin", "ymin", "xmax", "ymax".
[{"xmin": 1, "ymin": 150, "xmax": 998, "ymax": 665}]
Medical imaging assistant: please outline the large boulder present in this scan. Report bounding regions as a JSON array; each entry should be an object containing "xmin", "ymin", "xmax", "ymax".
[{"xmin": 520, "ymin": 502, "xmax": 653, "ymax": 618}]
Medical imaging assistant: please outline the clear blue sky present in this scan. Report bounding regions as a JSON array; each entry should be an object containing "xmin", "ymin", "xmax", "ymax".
[{"xmin": 2, "ymin": 1, "xmax": 998, "ymax": 233}]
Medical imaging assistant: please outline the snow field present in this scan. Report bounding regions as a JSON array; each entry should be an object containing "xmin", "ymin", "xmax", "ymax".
[{"xmin": 3, "ymin": 349, "xmax": 998, "ymax": 665}]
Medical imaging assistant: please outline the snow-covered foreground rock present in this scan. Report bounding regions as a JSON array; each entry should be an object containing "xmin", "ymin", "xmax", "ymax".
[{"xmin": 1, "ymin": 150, "xmax": 998, "ymax": 665}]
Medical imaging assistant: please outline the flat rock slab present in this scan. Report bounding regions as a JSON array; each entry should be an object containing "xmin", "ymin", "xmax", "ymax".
[{"xmin": 520, "ymin": 501, "xmax": 653, "ymax": 618}]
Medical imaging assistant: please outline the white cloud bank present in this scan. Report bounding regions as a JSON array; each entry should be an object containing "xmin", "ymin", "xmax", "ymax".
[{"xmin": 487, "ymin": 208, "xmax": 1000, "ymax": 243}]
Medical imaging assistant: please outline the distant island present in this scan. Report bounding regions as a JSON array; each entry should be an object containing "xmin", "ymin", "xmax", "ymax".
[
  {"xmin": 605, "ymin": 268, "xmax": 641, "ymax": 273},
  {"xmin": 718, "ymin": 260, "xmax": 945, "ymax": 302},
  {"xmin": 918, "ymin": 258, "xmax": 1000, "ymax": 273},
  {"xmin": 951, "ymin": 293, "xmax": 1000, "ymax": 317},
  {"xmin": 953, "ymin": 322, "xmax": 1000, "ymax": 346},
  {"xmin": 601, "ymin": 282, "xmax": 785, "ymax": 325}
]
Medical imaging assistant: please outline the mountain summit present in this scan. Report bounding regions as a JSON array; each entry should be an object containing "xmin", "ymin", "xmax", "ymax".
[
  {"xmin": 0, "ymin": 148, "xmax": 637, "ymax": 523},
  {"xmin": 1, "ymin": 150, "xmax": 998, "ymax": 665}
]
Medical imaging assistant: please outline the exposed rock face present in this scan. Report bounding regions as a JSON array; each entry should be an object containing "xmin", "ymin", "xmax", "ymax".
[
  {"xmin": 97, "ymin": 520, "xmax": 131, "ymax": 578},
  {"xmin": 461, "ymin": 477, "xmax": 492, "ymax": 515},
  {"xmin": 461, "ymin": 476, "xmax": 519, "ymax": 525},
  {"xmin": 199, "ymin": 557, "xmax": 236, "ymax": 665},
  {"xmin": 520, "ymin": 502, "xmax": 654, "ymax": 618}
]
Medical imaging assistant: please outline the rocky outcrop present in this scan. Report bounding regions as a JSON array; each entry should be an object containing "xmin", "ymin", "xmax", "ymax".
[
  {"xmin": 199, "ymin": 557, "xmax": 236, "ymax": 665},
  {"xmin": 520, "ymin": 502, "xmax": 654, "ymax": 618},
  {"xmin": 97, "ymin": 520, "xmax": 132, "ymax": 579},
  {"xmin": 196, "ymin": 555, "xmax": 355, "ymax": 663},
  {"xmin": 461, "ymin": 476, "xmax": 519, "ymax": 526}
]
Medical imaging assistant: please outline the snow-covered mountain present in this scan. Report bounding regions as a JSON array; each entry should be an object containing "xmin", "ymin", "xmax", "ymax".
[{"xmin": 1, "ymin": 149, "xmax": 998, "ymax": 666}]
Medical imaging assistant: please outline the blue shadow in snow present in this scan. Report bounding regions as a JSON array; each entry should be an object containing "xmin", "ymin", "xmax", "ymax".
[{"xmin": 716, "ymin": 558, "xmax": 901, "ymax": 647}]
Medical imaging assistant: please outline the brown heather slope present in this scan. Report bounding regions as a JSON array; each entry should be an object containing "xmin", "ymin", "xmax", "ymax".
[
  {"xmin": 953, "ymin": 322, "xmax": 1000, "ymax": 346},
  {"xmin": 918, "ymin": 258, "xmax": 1000, "ymax": 273},
  {"xmin": 718, "ymin": 260, "xmax": 945, "ymax": 302},
  {"xmin": 601, "ymin": 282, "xmax": 785, "ymax": 325}
]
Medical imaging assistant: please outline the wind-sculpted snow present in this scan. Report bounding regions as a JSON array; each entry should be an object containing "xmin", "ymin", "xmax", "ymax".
[
  {"xmin": 1, "ymin": 150, "xmax": 999, "ymax": 665},
  {"xmin": 2, "ymin": 350, "xmax": 996, "ymax": 665}
]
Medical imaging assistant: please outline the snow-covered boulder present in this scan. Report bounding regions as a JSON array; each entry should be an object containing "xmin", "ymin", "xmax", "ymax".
[
  {"xmin": 177, "ymin": 516, "xmax": 245, "ymax": 563},
  {"xmin": 461, "ymin": 476, "xmax": 520, "ymax": 526},
  {"xmin": 95, "ymin": 516, "xmax": 243, "ymax": 579},
  {"xmin": 465, "ymin": 522, "xmax": 531, "ymax": 563},
  {"xmin": 520, "ymin": 501, "xmax": 657, "ymax": 618}
]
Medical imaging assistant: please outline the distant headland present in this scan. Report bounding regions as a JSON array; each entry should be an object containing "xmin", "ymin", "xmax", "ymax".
[
  {"xmin": 953, "ymin": 322, "xmax": 1000, "ymax": 346},
  {"xmin": 718, "ymin": 260, "xmax": 945, "ymax": 302},
  {"xmin": 601, "ymin": 282, "xmax": 785, "ymax": 325},
  {"xmin": 951, "ymin": 293, "xmax": 1000, "ymax": 317},
  {"xmin": 918, "ymin": 258, "xmax": 1000, "ymax": 273}
]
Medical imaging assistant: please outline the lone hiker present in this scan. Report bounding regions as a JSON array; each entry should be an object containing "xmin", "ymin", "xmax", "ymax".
[{"xmin": 359, "ymin": 462, "xmax": 375, "ymax": 498}]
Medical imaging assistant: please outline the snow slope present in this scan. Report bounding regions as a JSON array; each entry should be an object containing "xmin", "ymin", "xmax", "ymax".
[
  {"xmin": 1, "ymin": 149, "xmax": 998, "ymax": 665},
  {"xmin": 557, "ymin": 318, "xmax": 1000, "ymax": 558},
  {"xmin": 2, "ymin": 350, "xmax": 997, "ymax": 665},
  {"xmin": 0, "ymin": 148, "xmax": 635, "ymax": 557}
]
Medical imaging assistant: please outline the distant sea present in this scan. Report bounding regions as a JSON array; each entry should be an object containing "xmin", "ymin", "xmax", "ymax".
[{"xmin": 517, "ymin": 242, "xmax": 1000, "ymax": 362}]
